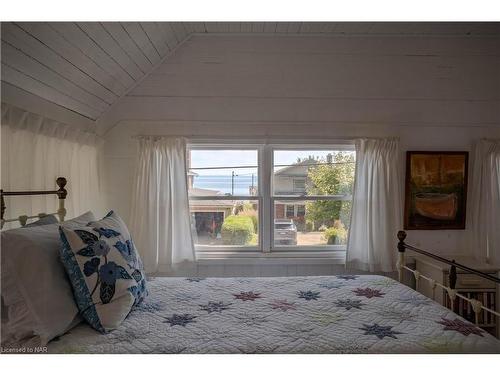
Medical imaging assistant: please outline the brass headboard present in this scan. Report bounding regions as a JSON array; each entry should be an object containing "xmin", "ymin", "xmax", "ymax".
[{"xmin": 0, "ymin": 177, "xmax": 68, "ymax": 229}]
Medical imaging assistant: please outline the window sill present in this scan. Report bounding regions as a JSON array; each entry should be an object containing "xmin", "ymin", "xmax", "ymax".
[{"xmin": 195, "ymin": 250, "xmax": 346, "ymax": 265}]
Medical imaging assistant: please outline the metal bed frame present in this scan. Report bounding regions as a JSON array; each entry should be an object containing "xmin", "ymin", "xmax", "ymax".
[
  {"xmin": 0, "ymin": 177, "xmax": 67, "ymax": 229},
  {"xmin": 1, "ymin": 179, "xmax": 499, "ymax": 331},
  {"xmin": 397, "ymin": 230, "xmax": 500, "ymax": 327}
]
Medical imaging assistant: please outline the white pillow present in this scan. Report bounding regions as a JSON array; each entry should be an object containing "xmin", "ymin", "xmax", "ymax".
[
  {"xmin": 23, "ymin": 214, "xmax": 58, "ymax": 228},
  {"xmin": 1, "ymin": 211, "xmax": 96, "ymax": 346}
]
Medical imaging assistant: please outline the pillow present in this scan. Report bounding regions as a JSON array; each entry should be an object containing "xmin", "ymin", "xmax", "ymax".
[
  {"xmin": 1, "ymin": 211, "xmax": 96, "ymax": 346},
  {"xmin": 59, "ymin": 210, "xmax": 147, "ymax": 333},
  {"xmin": 24, "ymin": 214, "xmax": 58, "ymax": 228}
]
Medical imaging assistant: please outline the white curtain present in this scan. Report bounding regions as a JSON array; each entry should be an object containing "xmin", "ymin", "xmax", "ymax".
[
  {"xmin": 468, "ymin": 139, "xmax": 500, "ymax": 266},
  {"xmin": 346, "ymin": 138, "xmax": 402, "ymax": 272},
  {"xmin": 1, "ymin": 104, "xmax": 102, "ymax": 226},
  {"xmin": 129, "ymin": 136, "xmax": 195, "ymax": 274}
]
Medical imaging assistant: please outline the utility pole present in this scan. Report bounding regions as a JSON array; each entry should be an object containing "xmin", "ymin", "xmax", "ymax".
[{"xmin": 231, "ymin": 171, "xmax": 235, "ymax": 196}]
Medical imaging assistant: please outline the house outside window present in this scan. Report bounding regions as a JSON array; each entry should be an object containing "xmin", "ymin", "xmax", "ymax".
[{"xmin": 187, "ymin": 144, "xmax": 355, "ymax": 254}]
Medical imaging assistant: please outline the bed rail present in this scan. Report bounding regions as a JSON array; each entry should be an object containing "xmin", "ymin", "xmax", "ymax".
[
  {"xmin": 0, "ymin": 177, "xmax": 67, "ymax": 229},
  {"xmin": 396, "ymin": 230, "xmax": 500, "ymax": 326}
]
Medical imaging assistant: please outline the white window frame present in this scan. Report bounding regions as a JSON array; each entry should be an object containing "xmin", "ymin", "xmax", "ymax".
[
  {"xmin": 187, "ymin": 141, "xmax": 355, "ymax": 255},
  {"xmin": 296, "ymin": 204, "xmax": 306, "ymax": 217},
  {"xmin": 270, "ymin": 144, "xmax": 355, "ymax": 252},
  {"xmin": 187, "ymin": 144, "xmax": 263, "ymax": 253},
  {"xmin": 292, "ymin": 178, "xmax": 306, "ymax": 193},
  {"xmin": 285, "ymin": 204, "xmax": 295, "ymax": 218}
]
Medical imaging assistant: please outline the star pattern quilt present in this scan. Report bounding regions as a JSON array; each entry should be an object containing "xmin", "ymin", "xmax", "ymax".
[{"xmin": 48, "ymin": 275, "xmax": 500, "ymax": 353}]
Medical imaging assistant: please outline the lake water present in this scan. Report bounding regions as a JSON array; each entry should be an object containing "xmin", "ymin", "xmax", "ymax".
[{"xmin": 193, "ymin": 175, "xmax": 257, "ymax": 196}]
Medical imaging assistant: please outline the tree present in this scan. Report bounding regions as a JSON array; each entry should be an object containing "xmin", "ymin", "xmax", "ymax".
[{"xmin": 305, "ymin": 152, "xmax": 355, "ymax": 229}]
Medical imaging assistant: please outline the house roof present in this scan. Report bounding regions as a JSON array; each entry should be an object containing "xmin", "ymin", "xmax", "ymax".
[
  {"xmin": 189, "ymin": 187, "xmax": 221, "ymax": 196},
  {"xmin": 189, "ymin": 200, "xmax": 236, "ymax": 208},
  {"xmin": 188, "ymin": 187, "xmax": 236, "ymax": 208},
  {"xmin": 274, "ymin": 159, "xmax": 316, "ymax": 177},
  {"xmin": 2, "ymin": 22, "xmax": 500, "ymax": 133}
]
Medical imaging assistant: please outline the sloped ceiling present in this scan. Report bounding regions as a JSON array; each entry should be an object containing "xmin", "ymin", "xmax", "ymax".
[
  {"xmin": 1, "ymin": 22, "xmax": 500, "ymax": 130},
  {"xmin": 1, "ymin": 22, "xmax": 190, "ymax": 122}
]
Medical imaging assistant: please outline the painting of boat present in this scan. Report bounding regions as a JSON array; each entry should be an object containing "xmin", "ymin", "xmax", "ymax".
[
  {"xmin": 404, "ymin": 151, "xmax": 468, "ymax": 230},
  {"xmin": 415, "ymin": 193, "xmax": 457, "ymax": 220}
]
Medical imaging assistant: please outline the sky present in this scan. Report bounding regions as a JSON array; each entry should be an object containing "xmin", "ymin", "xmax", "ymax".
[{"xmin": 190, "ymin": 149, "xmax": 352, "ymax": 176}]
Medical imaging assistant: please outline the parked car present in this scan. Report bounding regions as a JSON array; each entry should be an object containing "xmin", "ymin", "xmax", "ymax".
[{"xmin": 274, "ymin": 219, "xmax": 298, "ymax": 245}]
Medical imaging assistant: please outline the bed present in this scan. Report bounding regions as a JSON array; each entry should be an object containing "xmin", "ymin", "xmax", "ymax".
[
  {"xmin": 47, "ymin": 275, "xmax": 500, "ymax": 354},
  {"xmin": 2, "ymin": 178, "xmax": 500, "ymax": 354}
]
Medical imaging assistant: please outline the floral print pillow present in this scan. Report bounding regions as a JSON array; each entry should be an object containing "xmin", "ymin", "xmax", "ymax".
[{"xmin": 59, "ymin": 211, "xmax": 147, "ymax": 333}]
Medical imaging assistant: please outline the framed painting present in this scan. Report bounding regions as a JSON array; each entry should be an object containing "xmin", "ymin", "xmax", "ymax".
[{"xmin": 404, "ymin": 151, "xmax": 468, "ymax": 230}]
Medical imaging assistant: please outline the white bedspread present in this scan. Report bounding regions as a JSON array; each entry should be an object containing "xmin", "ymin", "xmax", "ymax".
[{"xmin": 48, "ymin": 275, "xmax": 500, "ymax": 353}]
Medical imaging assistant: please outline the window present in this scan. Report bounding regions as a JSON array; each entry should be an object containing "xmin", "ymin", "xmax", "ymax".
[
  {"xmin": 293, "ymin": 178, "xmax": 306, "ymax": 192},
  {"xmin": 188, "ymin": 146, "xmax": 260, "ymax": 250},
  {"xmin": 187, "ymin": 144, "xmax": 355, "ymax": 253},
  {"xmin": 272, "ymin": 148, "xmax": 355, "ymax": 249}
]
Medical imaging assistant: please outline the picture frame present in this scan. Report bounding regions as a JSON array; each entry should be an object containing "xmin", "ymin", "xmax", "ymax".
[{"xmin": 404, "ymin": 151, "xmax": 468, "ymax": 230}]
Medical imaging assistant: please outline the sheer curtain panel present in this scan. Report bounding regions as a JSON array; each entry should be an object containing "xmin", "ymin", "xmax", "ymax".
[
  {"xmin": 129, "ymin": 137, "xmax": 195, "ymax": 274},
  {"xmin": 1, "ymin": 104, "xmax": 101, "ymax": 226},
  {"xmin": 346, "ymin": 138, "xmax": 402, "ymax": 272},
  {"xmin": 468, "ymin": 139, "xmax": 500, "ymax": 266}
]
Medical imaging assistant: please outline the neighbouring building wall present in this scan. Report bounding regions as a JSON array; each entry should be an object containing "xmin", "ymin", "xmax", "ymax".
[{"xmin": 100, "ymin": 34, "xmax": 500, "ymax": 274}]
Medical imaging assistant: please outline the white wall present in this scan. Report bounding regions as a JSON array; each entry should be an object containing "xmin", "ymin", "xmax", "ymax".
[
  {"xmin": 101, "ymin": 34, "xmax": 500, "ymax": 275},
  {"xmin": 98, "ymin": 34, "xmax": 500, "ymax": 131}
]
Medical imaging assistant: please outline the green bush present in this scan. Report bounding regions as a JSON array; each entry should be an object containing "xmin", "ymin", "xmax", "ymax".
[
  {"xmin": 239, "ymin": 207, "xmax": 258, "ymax": 233},
  {"xmin": 221, "ymin": 215, "xmax": 255, "ymax": 245},
  {"xmin": 249, "ymin": 233, "xmax": 258, "ymax": 246},
  {"xmin": 323, "ymin": 226, "xmax": 347, "ymax": 245},
  {"xmin": 249, "ymin": 214, "xmax": 258, "ymax": 233}
]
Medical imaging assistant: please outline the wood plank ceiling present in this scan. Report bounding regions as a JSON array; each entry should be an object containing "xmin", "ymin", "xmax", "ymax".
[{"xmin": 2, "ymin": 22, "xmax": 500, "ymax": 122}]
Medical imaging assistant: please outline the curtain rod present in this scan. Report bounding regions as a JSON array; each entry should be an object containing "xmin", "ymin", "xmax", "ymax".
[
  {"xmin": 132, "ymin": 134, "xmax": 355, "ymax": 140},
  {"xmin": 130, "ymin": 135, "xmax": 398, "ymax": 141}
]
